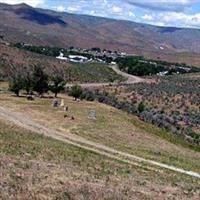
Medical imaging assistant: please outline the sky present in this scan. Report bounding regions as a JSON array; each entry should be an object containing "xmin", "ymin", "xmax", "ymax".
[{"xmin": 1, "ymin": 0, "xmax": 200, "ymax": 28}]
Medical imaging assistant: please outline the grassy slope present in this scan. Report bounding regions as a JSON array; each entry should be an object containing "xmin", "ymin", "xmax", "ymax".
[
  {"xmin": 0, "ymin": 92, "xmax": 199, "ymax": 173},
  {"xmin": 0, "ymin": 82, "xmax": 200, "ymax": 198},
  {"xmin": 1, "ymin": 120, "xmax": 200, "ymax": 199}
]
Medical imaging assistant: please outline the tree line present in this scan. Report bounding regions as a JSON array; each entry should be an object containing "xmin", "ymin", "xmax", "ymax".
[
  {"xmin": 115, "ymin": 56, "xmax": 200, "ymax": 76},
  {"xmin": 9, "ymin": 65, "xmax": 65, "ymax": 97}
]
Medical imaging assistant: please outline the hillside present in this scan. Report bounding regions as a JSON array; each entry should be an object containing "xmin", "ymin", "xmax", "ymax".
[
  {"xmin": 1, "ymin": 3, "xmax": 200, "ymax": 66},
  {"xmin": 0, "ymin": 87, "xmax": 200, "ymax": 199},
  {"xmin": 1, "ymin": 119, "xmax": 199, "ymax": 199},
  {"xmin": 0, "ymin": 44, "xmax": 123, "ymax": 83}
]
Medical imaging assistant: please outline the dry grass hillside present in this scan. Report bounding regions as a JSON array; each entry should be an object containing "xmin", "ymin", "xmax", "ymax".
[
  {"xmin": 0, "ymin": 88, "xmax": 200, "ymax": 199},
  {"xmin": 1, "ymin": 119, "xmax": 199, "ymax": 200}
]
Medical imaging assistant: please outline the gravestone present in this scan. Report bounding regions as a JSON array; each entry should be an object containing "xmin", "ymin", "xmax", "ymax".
[
  {"xmin": 64, "ymin": 106, "xmax": 68, "ymax": 112},
  {"xmin": 27, "ymin": 95, "xmax": 34, "ymax": 101},
  {"xmin": 52, "ymin": 99, "xmax": 59, "ymax": 107},
  {"xmin": 60, "ymin": 99, "xmax": 65, "ymax": 107},
  {"xmin": 88, "ymin": 110, "xmax": 96, "ymax": 120}
]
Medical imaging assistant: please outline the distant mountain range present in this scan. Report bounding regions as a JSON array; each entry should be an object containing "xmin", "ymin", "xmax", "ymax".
[{"xmin": 1, "ymin": 3, "xmax": 200, "ymax": 65}]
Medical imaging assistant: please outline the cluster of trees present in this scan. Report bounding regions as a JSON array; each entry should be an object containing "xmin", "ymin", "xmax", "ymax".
[
  {"xmin": 115, "ymin": 56, "xmax": 200, "ymax": 76},
  {"xmin": 9, "ymin": 65, "xmax": 65, "ymax": 97},
  {"xmin": 116, "ymin": 56, "xmax": 165, "ymax": 76},
  {"xmin": 13, "ymin": 43, "xmax": 62, "ymax": 57}
]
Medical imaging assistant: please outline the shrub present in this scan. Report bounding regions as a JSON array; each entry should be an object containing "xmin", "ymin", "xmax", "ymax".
[
  {"xmin": 69, "ymin": 85, "xmax": 83, "ymax": 100},
  {"xmin": 138, "ymin": 101, "xmax": 145, "ymax": 113}
]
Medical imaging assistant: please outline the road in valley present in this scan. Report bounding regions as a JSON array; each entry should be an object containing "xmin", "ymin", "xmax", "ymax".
[{"xmin": 65, "ymin": 65, "xmax": 145, "ymax": 88}]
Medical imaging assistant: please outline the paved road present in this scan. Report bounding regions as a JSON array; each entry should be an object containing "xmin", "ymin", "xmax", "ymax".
[
  {"xmin": 65, "ymin": 65, "xmax": 145, "ymax": 88},
  {"xmin": 0, "ymin": 105, "xmax": 199, "ymax": 179}
]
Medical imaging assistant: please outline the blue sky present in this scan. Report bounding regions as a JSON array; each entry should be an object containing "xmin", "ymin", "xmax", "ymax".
[{"xmin": 1, "ymin": 0, "xmax": 200, "ymax": 28}]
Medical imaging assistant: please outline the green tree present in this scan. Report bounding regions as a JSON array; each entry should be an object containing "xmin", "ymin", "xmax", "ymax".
[
  {"xmin": 22, "ymin": 71, "xmax": 34, "ymax": 95},
  {"xmin": 9, "ymin": 77, "xmax": 23, "ymax": 96},
  {"xmin": 69, "ymin": 84, "xmax": 83, "ymax": 100},
  {"xmin": 32, "ymin": 65, "xmax": 49, "ymax": 96},
  {"xmin": 49, "ymin": 75, "xmax": 65, "ymax": 97}
]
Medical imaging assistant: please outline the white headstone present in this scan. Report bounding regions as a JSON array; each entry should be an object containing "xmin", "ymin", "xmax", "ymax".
[
  {"xmin": 60, "ymin": 99, "xmax": 65, "ymax": 107},
  {"xmin": 88, "ymin": 110, "xmax": 96, "ymax": 120}
]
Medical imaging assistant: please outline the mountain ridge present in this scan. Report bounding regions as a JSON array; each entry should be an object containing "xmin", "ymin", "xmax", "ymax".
[{"xmin": 0, "ymin": 3, "xmax": 200, "ymax": 65}]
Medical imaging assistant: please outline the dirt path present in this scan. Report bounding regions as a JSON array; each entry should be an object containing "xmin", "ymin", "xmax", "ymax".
[
  {"xmin": 0, "ymin": 105, "xmax": 199, "ymax": 179},
  {"xmin": 65, "ymin": 65, "xmax": 145, "ymax": 88},
  {"xmin": 110, "ymin": 65, "xmax": 144, "ymax": 84}
]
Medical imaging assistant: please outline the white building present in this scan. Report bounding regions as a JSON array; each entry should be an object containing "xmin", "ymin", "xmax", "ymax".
[
  {"xmin": 69, "ymin": 55, "xmax": 89, "ymax": 63},
  {"xmin": 56, "ymin": 52, "xmax": 68, "ymax": 61}
]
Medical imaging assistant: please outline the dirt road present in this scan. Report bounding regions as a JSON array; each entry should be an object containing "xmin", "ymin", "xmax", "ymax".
[
  {"xmin": 0, "ymin": 105, "xmax": 199, "ymax": 179},
  {"xmin": 65, "ymin": 65, "xmax": 145, "ymax": 88},
  {"xmin": 110, "ymin": 65, "xmax": 144, "ymax": 84}
]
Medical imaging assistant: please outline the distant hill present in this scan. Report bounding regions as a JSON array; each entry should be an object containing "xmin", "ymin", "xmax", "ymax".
[{"xmin": 1, "ymin": 3, "xmax": 200, "ymax": 65}]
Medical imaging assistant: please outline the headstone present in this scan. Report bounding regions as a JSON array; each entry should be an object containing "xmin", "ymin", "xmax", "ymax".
[
  {"xmin": 52, "ymin": 99, "xmax": 59, "ymax": 107},
  {"xmin": 64, "ymin": 106, "xmax": 68, "ymax": 112},
  {"xmin": 60, "ymin": 99, "xmax": 65, "ymax": 107},
  {"xmin": 88, "ymin": 110, "xmax": 96, "ymax": 120},
  {"xmin": 27, "ymin": 95, "xmax": 34, "ymax": 101},
  {"xmin": 71, "ymin": 116, "xmax": 75, "ymax": 120}
]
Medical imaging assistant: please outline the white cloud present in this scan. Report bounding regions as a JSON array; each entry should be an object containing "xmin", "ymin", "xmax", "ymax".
[
  {"xmin": 124, "ymin": 0, "xmax": 198, "ymax": 11},
  {"xmin": 56, "ymin": 5, "xmax": 65, "ymax": 12},
  {"xmin": 90, "ymin": 10, "xmax": 95, "ymax": 15},
  {"xmin": 103, "ymin": 0, "xmax": 108, "ymax": 4},
  {"xmin": 158, "ymin": 12, "xmax": 200, "ymax": 27},
  {"xmin": 112, "ymin": 6, "xmax": 123, "ymax": 13},
  {"xmin": 139, "ymin": 11, "xmax": 200, "ymax": 28},
  {"xmin": 128, "ymin": 11, "xmax": 135, "ymax": 17},
  {"xmin": 142, "ymin": 14, "xmax": 153, "ymax": 21},
  {"xmin": 66, "ymin": 6, "xmax": 80, "ymax": 12},
  {"xmin": 0, "ymin": 0, "xmax": 44, "ymax": 7}
]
